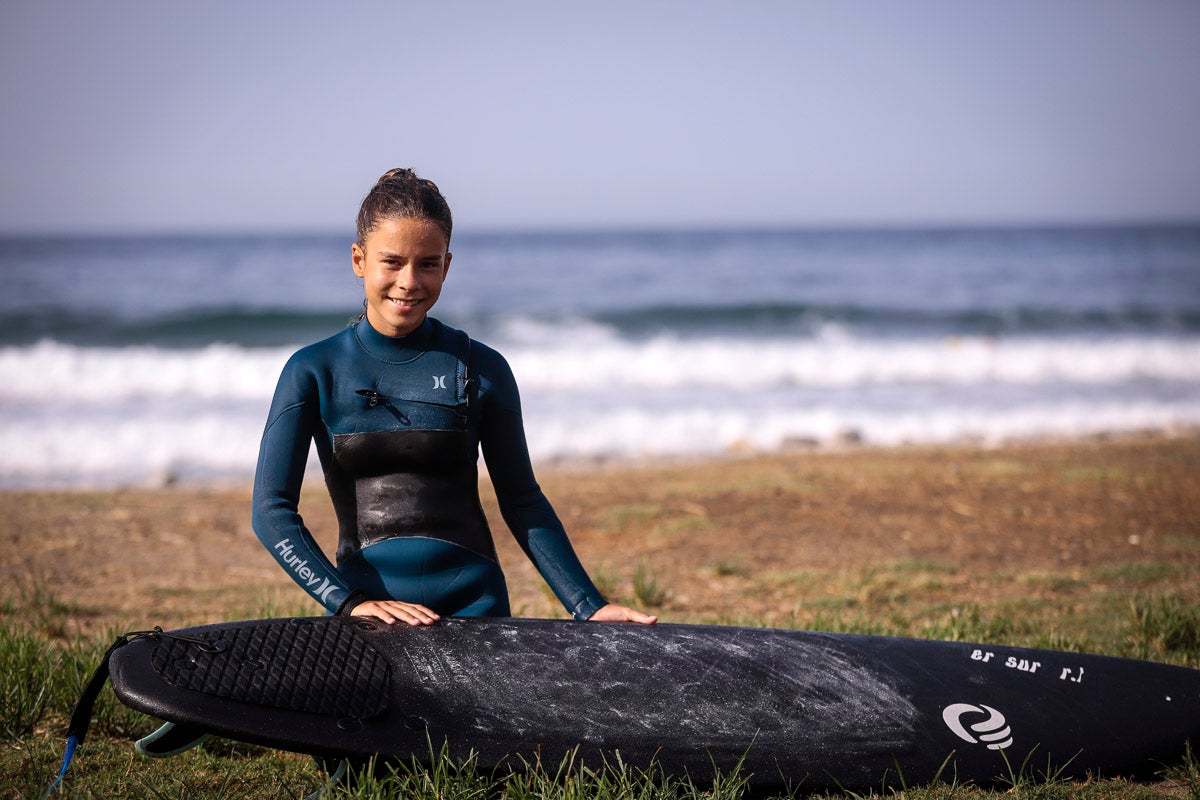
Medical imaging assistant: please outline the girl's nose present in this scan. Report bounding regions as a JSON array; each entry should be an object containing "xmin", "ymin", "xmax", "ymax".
[{"xmin": 394, "ymin": 265, "xmax": 418, "ymax": 289}]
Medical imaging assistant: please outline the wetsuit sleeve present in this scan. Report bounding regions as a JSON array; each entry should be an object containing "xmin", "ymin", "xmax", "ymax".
[
  {"xmin": 252, "ymin": 353, "xmax": 353, "ymax": 613},
  {"xmin": 477, "ymin": 349, "xmax": 607, "ymax": 620}
]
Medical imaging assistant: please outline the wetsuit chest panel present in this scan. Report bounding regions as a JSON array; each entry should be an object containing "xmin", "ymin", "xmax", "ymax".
[
  {"xmin": 332, "ymin": 429, "xmax": 494, "ymax": 560},
  {"xmin": 334, "ymin": 429, "xmax": 472, "ymax": 476}
]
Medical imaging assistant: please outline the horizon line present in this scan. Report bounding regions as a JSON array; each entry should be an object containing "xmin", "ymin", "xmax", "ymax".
[{"xmin": 2, "ymin": 217, "xmax": 1199, "ymax": 240}]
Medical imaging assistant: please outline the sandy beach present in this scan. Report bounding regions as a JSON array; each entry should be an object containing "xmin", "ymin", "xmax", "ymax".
[{"xmin": 2, "ymin": 434, "xmax": 1197, "ymax": 637}]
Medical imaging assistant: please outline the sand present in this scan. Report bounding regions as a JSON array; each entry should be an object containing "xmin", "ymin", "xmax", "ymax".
[{"xmin": 2, "ymin": 434, "xmax": 1197, "ymax": 635}]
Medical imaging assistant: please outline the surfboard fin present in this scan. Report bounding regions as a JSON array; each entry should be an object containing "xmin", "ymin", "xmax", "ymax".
[
  {"xmin": 302, "ymin": 759, "xmax": 349, "ymax": 800},
  {"xmin": 135, "ymin": 721, "xmax": 213, "ymax": 758}
]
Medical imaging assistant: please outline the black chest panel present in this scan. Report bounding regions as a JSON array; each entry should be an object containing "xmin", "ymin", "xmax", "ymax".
[{"xmin": 331, "ymin": 429, "xmax": 494, "ymax": 560}]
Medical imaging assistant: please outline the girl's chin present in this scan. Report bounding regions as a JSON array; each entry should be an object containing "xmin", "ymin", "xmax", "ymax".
[{"xmin": 367, "ymin": 309, "xmax": 426, "ymax": 336}]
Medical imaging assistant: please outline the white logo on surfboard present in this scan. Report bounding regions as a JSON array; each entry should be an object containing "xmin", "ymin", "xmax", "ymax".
[{"xmin": 942, "ymin": 703, "xmax": 1014, "ymax": 750}]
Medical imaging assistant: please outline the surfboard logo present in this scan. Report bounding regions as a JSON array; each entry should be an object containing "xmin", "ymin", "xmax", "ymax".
[{"xmin": 942, "ymin": 703, "xmax": 1014, "ymax": 750}]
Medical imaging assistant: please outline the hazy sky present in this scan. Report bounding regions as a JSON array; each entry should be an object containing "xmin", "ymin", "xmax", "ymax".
[{"xmin": 2, "ymin": 1, "xmax": 1198, "ymax": 233}]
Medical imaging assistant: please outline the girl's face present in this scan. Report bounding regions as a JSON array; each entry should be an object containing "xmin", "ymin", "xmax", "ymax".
[{"xmin": 351, "ymin": 216, "xmax": 452, "ymax": 337}]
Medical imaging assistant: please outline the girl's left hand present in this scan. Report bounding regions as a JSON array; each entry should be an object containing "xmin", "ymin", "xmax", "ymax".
[
  {"xmin": 588, "ymin": 603, "xmax": 657, "ymax": 625},
  {"xmin": 351, "ymin": 599, "xmax": 441, "ymax": 626}
]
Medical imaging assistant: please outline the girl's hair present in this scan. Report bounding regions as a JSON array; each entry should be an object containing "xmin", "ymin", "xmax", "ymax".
[{"xmin": 355, "ymin": 168, "xmax": 453, "ymax": 246}]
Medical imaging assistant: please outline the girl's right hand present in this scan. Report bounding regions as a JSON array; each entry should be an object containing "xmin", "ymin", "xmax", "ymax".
[
  {"xmin": 350, "ymin": 599, "xmax": 441, "ymax": 626},
  {"xmin": 588, "ymin": 603, "xmax": 658, "ymax": 625}
]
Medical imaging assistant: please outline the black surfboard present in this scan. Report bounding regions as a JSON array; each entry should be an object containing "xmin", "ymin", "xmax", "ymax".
[{"xmin": 108, "ymin": 616, "xmax": 1200, "ymax": 789}]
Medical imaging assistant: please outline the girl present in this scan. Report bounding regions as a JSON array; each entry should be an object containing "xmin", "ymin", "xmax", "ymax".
[{"xmin": 253, "ymin": 168, "xmax": 655, "ymax": 626}]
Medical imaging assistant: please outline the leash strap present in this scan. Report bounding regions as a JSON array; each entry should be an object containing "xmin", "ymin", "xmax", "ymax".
[{"xmin": 44, "ymin": 627, "xmax": 215, "ymax": 796}]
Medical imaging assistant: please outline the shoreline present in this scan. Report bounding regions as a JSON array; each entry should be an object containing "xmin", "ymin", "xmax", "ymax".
[
  {"xmin": 531, "ymin": 424, "xmax": 1200, "ymax": 474},
  {"xmin": 5, "ymin": 426, "xmax": 1197, "ymax": 494}
]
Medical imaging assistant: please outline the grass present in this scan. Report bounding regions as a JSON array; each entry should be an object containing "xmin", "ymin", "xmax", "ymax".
[
  {"xmin": 5, "ymin": 569, "xmax": 1200, "ymax": 800},
  {"xmin": 711, "ymin": 560, "xmax": 748, "ymax": 578},
  {"xmin": 1128, "ymin": 594, "xmax": 1200, "ymax": 660},
  {"xmin": 633, "ymin": 559, "xmax": 671, "ymax": 609},
  {"xmin": 717, "ymin": 554, "xmax": 1200, "ymax": 666}
]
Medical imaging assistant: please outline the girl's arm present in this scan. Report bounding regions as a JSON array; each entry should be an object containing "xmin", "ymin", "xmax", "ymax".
[
  {"xmin": 477, "ymin": 347, "xmax": 655, "ymax": 623},
  {"xmin": 251, "ymin": 355, "xmax": 355, "ymax": 614}
]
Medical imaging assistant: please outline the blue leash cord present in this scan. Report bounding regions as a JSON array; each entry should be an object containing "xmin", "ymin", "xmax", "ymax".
[
  {"xmin": 43, "ymin": 736, "xmax": 77, "ymax": 797},
  {"xmin": 43, "ymin": 627, "xmax": 216, "ymax": 797}
]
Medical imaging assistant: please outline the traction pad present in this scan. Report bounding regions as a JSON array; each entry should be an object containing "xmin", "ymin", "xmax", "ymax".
[{"xmin": 149, "ymin": 618, "xmax": 390, "ymax": 720}]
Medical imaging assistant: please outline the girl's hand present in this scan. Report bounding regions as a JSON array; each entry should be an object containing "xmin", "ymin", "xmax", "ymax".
[
  {"xmin": 350, "ymin": 599, "xmax": 441, "ymax": 626},
  {"xmin": 588, "ymin": 603, "xmax": 658, "ymax": 625}
]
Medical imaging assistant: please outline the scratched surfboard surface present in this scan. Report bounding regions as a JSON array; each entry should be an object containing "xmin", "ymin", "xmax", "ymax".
[{"xmin": 108, "ymin": 616, "xmax": 1200, "ymax": 789}]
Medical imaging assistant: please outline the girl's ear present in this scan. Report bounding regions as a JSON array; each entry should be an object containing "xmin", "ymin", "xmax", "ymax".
[{"xmin": 351, "ymin": 242, "xmax": 367, "ymax": 278}]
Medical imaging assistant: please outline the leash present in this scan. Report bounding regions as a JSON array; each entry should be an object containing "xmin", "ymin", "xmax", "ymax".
[{"xmin": 44, "ymin": 626, "xmax": 216, "ymax": 797}]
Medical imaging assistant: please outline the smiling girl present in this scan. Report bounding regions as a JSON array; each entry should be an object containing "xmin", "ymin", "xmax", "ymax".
[{"xmin": 252, "ymin": 168, "xmax": 655, "ymax": 626}]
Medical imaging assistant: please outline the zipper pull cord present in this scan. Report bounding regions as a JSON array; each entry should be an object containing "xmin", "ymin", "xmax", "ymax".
[{"xmin": 355, "ymin": 389, "xmax": 388, "ymax": 408}]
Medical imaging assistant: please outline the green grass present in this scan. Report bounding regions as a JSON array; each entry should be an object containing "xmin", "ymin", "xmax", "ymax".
[
  {"xmin": 711, "ymin": 560, "xmax": 748, "ymax": 578},
  {"xmin": 588, "ymin": 565, "xmax": 621, "ymax": 603},
  {"xmin": 632, "ymin": 559, "xmax": 671, "ymax": 609},
  {"xmin": 1094, "ymin": 562, "xmax": 1191, "ymax": 587},
  {"xmin": 719, "ymin": 555, "xmax": 1200, "ymax": 668},
  {"xmin": 5, "ymin": 571, "xmax": 1200, "ymax": 800},
  {"xmin": 1128, "ymin": 594, "xmax": 1200, "ymax": 661}
]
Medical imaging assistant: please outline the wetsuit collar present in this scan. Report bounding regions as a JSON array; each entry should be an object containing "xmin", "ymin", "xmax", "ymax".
[{"xmin": 354, "ymin": 317, "xmax": 436, "ymax": 363}]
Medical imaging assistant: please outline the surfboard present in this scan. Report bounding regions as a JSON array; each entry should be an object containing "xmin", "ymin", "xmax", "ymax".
[{"xmin": 106, "ymin": 616, "xmax": 1200, "ymax": 789}]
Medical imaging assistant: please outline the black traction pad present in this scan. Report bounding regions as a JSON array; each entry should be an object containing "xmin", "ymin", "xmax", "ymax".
[{"xmin": 149, "ymin": 617, "xmax": 389, "ymax": 720}]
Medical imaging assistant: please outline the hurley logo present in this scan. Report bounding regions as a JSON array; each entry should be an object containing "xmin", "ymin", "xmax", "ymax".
[
  {"xmin": 274, "ymin": 539, "xmax": 337, "ymax": 603},
  {"xmin": 433, "ymin": 375, "xmax": 447, "ymax": 389}
]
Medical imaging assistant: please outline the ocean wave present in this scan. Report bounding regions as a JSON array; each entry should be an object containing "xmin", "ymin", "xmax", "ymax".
[
  {"xmin": 524, "ymin": 396, "xmax": 1200, "ymax": 459},
  {"xmin": 0, "ymin": 341, "xmax": 292, "ymax": 402},
  {"xmin": 0, "ymin": 405, "xmax": 265, "ymax": 488},
  {"xmin": 0, "ymin": 308, "xmax": 359, "ymax": 348},
  {"xmin": 505, "ymin": 332, "xmax": 1200, "ymax": 390},
  {"xmin": 3, "ymin": 330, "xmax": 1198, "ymax": 487},
  {"xmin": 584, "ymin": 303, "xmax": 1200, "ymax": 336},
  {"xmin": 2, "ymin": 298, "xmax": 1198, "ymax": 349},
  {"xmin": 3, "ymin": 388, "xmax": 1197, "ymax": 489},
  {"xmin": 2, "ymin": 333, "xmax": 1199, "ymax": 404},
  {"xmin": 5, "ymin": 226, "xmax": 1198, "ymax": 487}
]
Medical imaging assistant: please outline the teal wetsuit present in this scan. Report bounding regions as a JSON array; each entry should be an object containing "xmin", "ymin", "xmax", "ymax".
[{"xmin": 252, "ymin": 317, "xmax": 606, "ymax": 620}]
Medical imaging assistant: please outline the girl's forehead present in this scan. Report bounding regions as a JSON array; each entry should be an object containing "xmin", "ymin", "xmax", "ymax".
[{"xmin": 365, "ymin": 216, "xmax": 449, "ymax": 251}]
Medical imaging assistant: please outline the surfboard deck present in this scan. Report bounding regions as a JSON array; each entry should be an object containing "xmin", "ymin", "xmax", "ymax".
[{"xmin": 108, "ymin": 616, "xmax": 1200, "ymax": 789}]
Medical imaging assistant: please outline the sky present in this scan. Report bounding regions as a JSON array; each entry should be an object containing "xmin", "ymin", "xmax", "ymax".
[{"xmin": 1, "ymin": 1, "xmax": 1199, "ymax": 234}]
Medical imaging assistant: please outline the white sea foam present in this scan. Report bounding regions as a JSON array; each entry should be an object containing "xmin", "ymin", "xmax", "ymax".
[
  {"xmin": 2, "ymin": 332, "xmax": 1198, "ymax": 487},
  {"xmin": 0, "ymin": 405, "xmax": 265, "ymax": 488},
  {"xmin": 504, "ymin": 329, "xmax": 1200, "ymax": 389},
  {"xmin": 521, "ymin": 395, "xmax": 1200, "ymax": 461},
  {"xmin": 3, "ymin": 331, "xmax": 1199, "ymax": 402},
  {"xmin": 0, "ymin": 340, "xmax": 292, "ymax": 402}
]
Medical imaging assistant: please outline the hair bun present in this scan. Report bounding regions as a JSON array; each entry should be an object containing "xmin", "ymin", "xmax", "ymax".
[{"xmin": 356, "ymin": 168, "xmax": 453, "ymax": 245}]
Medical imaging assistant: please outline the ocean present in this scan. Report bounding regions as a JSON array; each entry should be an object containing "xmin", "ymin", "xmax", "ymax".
[{"xmin": 2, "ymin": 225, "xmax": 1198, "ymax": 488}]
